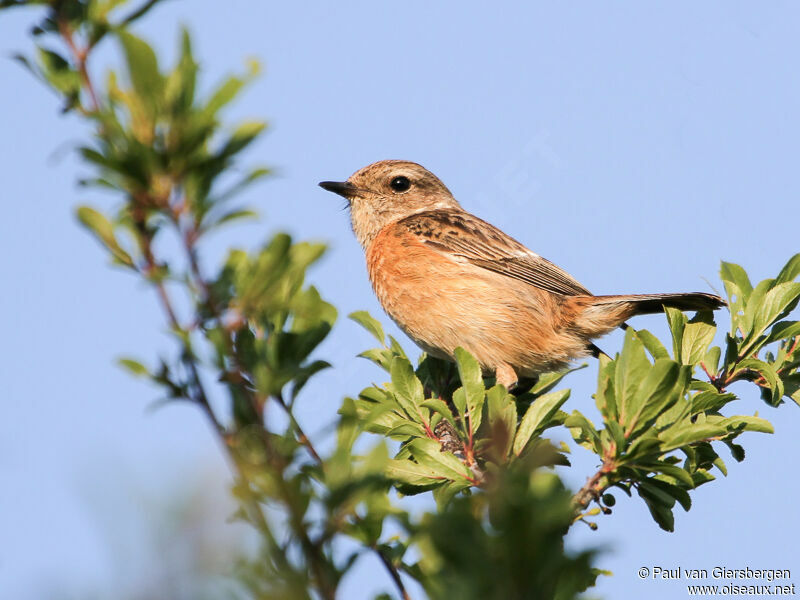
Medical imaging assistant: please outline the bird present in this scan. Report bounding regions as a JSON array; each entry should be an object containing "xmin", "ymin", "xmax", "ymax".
[{"xmin": 319, "ymin": 160, "xmax": 725, "ymax": 390}]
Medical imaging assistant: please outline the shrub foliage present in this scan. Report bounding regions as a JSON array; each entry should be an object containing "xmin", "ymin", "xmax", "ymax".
[{"xmin": 7, "ymin": 1, "xmax": 800, "ymax": 598}]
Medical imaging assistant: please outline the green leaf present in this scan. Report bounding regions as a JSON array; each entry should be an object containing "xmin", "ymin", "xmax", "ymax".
[
  {"xmin": 691, "ymin": 470, "xmax": 716, "ymax": 487},
  {"xmin": 203, "ymin": 69, "xmax": 254, "ymax": 118},
  {"xmin": 513, "ymin": 388, "xmax": 570, "ymax": 456},
  {"xmin": 353, "ymin": 404, "xmax": 398, "ymax": 436},
  {"xmin": 637, "ymin": 462, "xmax": 694, "ymax": 488},
  {"xmin": 432, "ymin": 479, "xmax": 470, "ymax": 510},
  {"xmin": 11, "ymin": 52, "xmax": 35, "ymax": 76},
  {"xmin": 783, "ymin": 374, "xmax": 800, "ymax": 407},
  {"xmin": 740, "ymin": 278, "xmax": 774, "ymax": 335},
  {"xmin": 290, "ymin": 360, "xmax": 331, "ymax": 402},
  {"xmin": 205, "ymin": 208, "xmax": 258, "ymax": 229},
  {"xmin": 168, "ymin": 27, "xmax": 197, "ymax": 112},
  {"xmin": 117, "ymin": 31, "xmax": 162, "ymax": 108},
  {"xmin": 36, "ymin": 47, "xmax": 80, "ymax": 95},
  {"xmin": 637, "ymin": 329, "xmax": 670, "ymax": 361},
  {"xmin": 624, "ymin": 359, "xmax": 682, "ymax": 438},
  {"xmin": 752, "ymin": 282, "xmax": 800, "ymax": 338},
  {"xmin": 702, "ymin": 346, "xmax": 721, "ymax": 376},
  {"xmin": 625, "ymin": 431, "xmax": 662, "ymax": 458},
  {"xmin": 349, "ymin": 311, "xmax": 386, "ymax": 345},
  {"xmin": 451, "ymin": 388, "xmax": 467, "ymax": 432},
  {"xmin": 616, "ymin": 329, "xmax": 653, "ymax": 427},
  {"xmin": 453, "ymin": 347, "xmax": 485, "ymax": 434},
  {"xmin": 689, "ymin": 390, "xmax": 737, "ymax": 414},
  {"xmin": 767, "ymin": 321, "xmax": 800, "ymax": 345},
  {"xmin": 720, "ymin": 261, "xmax": 753, "ymax": 300},
  {"xmin": 387, "ymin": 335, "xmax": 408, "ymax": 360},
  {"xmin": 117, "ymin": 357, "xmax": 148, "ymax": 376},
  {"xmin": 659, "ymin": 422, "xmax": 728, "ymax": 452},
  {"xmin": 680, "ymin": 311, "xmax": 716, "ymax": 366},
  {"xmin": 485, "ymin": 384, "xmax": 517, "ymax": 458},
  {"xmin": 386, "ymin": 459, "xmax": 446, "ymax": 486},
  {"xmin": 76, "ymin": 206, "xmax": 134, "ymax": 267},
  {"xmin": 606, "ymin": 420, "xmax": 626, "ymax": 451},
  {"xmin": 639, "ymin": 492, "xmax": 675, "ymax": 532},
  {"xmin": 724, "ymin": 439, "xmax": 745, "ymax": 462},
  {"xmin": 385, "ymin": 422, "xmax": 428, "ymax": 438},
  {"xmin": 659, "ymin": 412, "xmax": 773, "ymax": 453},
  {"xmin": 736, "ymin": 358, "xmax": 784, "ymax": 406},
  {"xmin": 218, "ymin": 120, "xmax": 266, "ymax": 159},
  {"xmin": 357, "ymin": 348, "xmax": 393, "ymax": 371},
  {"xmin": 718, "ymin": 414, "xmax": 774, "ymax": 434},
  {"xmin": 724, "ymin": 281, "xmax": 747, "ymax": 333},
  {"xmin": 389, "ymin": 356, "xmax": 426, "ymax": 421},
  {"xmin": 565, "ymin": 411, "xmax": 602, "ymax": 453},
  {"xmin": 208, "ymin": 167, "xmax": 271, "ymax": 205},
  {"xmin": 529, "ymin": 363, "xmax": 587, "ymax": 396},
  {"xmin": 775, "ymin": 253, "xmax": 800, "ymax": 285},
  {"xmin": 665, "ymin": 307, "xmax": 687, "ymax": 361},
  {"xmin": 638, "ymin": 481, "xmax": 677, "ymax": 509},
  {"xmin": 421, "ymin": 398, "xmax": 457, "ymax": 429},
  {"xmin": 407, "ymin": 438, "xmax": 474, "ymax": 482},
  {"xmin": 595, "ymin": 354, "xmax": 617, "ymax": 420},
  {"xmin": 649, "ymin": 477, "xmax": 692, "ymax": 511}
]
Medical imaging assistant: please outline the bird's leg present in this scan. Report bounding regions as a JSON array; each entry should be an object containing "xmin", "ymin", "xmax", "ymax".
[{"xmin": 495, "ymin": 362, "xmax": 518, "ymax": 391}]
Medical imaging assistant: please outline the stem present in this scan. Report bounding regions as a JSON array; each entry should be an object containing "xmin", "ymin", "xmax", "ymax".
[
  {"xmin": 58, "ymin": 18, "xmax": 101, "ymax": 113},
  {"xmin": 139, "ymin": 241, "xmax": 289, "ymax": 571},
  {"xmin": 59, "ymin": 23, "xmax": 274, "ymax": 551},
  {"xmin": 573, "ymin": 461, "xmax": 614, "ymax": 513},
  {"xmin": 181, "ymin": 223, "xmax": 328, "ymax": 468},
  {"xmin": 374, "ymin": 546, "xmax": 412, "ymax": 600},
  {"xmin": 573, "ymin": 471, "xmax": 603, "ymax": 510},
  {"xmin": 141, "ymin": 237, "xmax": 330, "ymax": 589},
  {"xmin": 55, "ymin": 19, "xmax": 351, "ymax": 599},
  {"xmin": 181, "ymin": 225, "xmax": 266, "ymax": 422},
  {"xmin": 179, "ymin": 228, "xmax": 337, "ymax": 597},
  {"xmin": 275, "ymin": 392, "xmax": 323, "ymax": 464}
]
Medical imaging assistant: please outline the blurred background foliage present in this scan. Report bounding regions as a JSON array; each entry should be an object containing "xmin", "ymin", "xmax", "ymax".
[{"xmin": 4, "ymin": 1, "xmax": 800, "ymax": 599}]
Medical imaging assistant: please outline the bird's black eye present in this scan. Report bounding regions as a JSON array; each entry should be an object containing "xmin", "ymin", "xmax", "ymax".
[{"xmin": 389, "ymin": 175, "xmax": 411, "ymax": 193}]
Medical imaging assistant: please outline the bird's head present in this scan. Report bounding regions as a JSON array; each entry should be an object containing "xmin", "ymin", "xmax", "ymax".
[{"xmin": 319, "ymin": 160, "xmax": 460, "ymax": 248}]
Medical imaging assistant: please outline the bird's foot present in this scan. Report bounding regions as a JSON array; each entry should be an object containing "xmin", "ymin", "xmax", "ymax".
[{"xmin": 495, "ymin": 362, "xmax": 519, "ymax": 391}]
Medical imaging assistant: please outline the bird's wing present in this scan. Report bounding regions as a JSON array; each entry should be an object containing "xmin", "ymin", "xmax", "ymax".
[{"xmin": 398, "ymin": 209, "xmax": 592, "ymax": 296}]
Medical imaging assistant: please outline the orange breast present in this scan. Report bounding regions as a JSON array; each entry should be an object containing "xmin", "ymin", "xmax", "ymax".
[{"xmin": 364, "ymin": 222, "xmax": 590, "ymax": 375}]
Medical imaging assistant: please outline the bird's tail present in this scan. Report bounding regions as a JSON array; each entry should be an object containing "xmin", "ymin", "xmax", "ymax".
[
  {"xmin": 570, "ymin": 292, "xmax": 725, "ymax": 338},
  {"xmin": 592, "ymin": 292, "xmax": 726, "ymax": 315}
]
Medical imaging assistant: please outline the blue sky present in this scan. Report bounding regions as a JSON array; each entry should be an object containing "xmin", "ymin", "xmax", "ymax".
[{"xmin": 2, "ymin": 2, "xmax": 799, "ymax": 598}]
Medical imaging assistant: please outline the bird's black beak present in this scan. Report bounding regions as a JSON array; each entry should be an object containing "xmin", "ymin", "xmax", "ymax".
[{"xmin": 318, "ymin": 180, "xmax": 360, "ymax": 198}]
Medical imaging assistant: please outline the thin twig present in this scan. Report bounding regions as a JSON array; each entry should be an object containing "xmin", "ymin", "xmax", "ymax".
[
  {"xmin": 374, "ymin": 546, "xmax": 412, "ymax": 600},
  {"xmin": 275, "ymin": 392, "xmax": 323, "ymax": 464},
  {"xmin": 180, "ymin": 226, "xmax": 268, "ymax": 423},
  {"xmin": 58, "ymin": 18, "xmax": 101, "ymax": 113}
]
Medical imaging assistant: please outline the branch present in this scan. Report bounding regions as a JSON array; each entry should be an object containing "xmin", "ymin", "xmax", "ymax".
[
  {"xmin": 573, "ymin": 470, "xmax": 604, "ymax": 511},
  {"xmin": 178, "ymin": 226, "xmax": 338, "ymax": 597},
  {"xmin": 572, "ymin": 458, "xmax": 617, "ymax": 515}
]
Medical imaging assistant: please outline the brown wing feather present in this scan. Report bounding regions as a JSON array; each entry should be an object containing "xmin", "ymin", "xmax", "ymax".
[{"xmin": 398, "ymin": 209, "xmax": 591, "ymax": 297}]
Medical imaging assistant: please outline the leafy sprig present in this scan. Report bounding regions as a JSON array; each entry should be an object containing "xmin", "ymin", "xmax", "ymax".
[{"xmin": 352, "ymin": 254, "xmax": 800, "ymax": 532}]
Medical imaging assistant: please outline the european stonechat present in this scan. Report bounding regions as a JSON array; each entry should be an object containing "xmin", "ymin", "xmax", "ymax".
[{"xmin": 320, "ymin": 160, "xmax": 724, "ymax": 389}]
